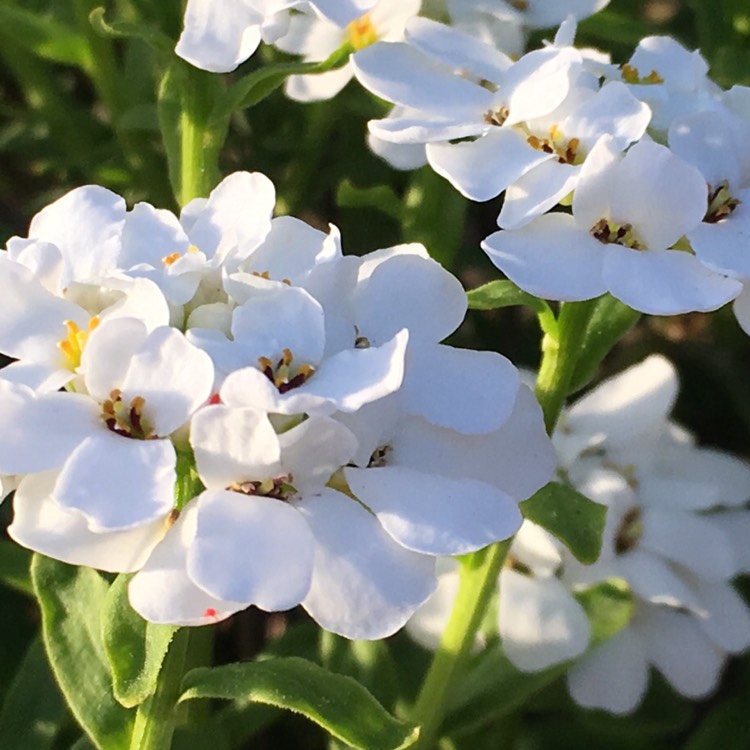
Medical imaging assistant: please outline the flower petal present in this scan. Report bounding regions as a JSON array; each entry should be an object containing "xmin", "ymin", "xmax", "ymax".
[
  {"xmin": 52, "ymin": 433, "xmax": 176, "ymax": 531},
  {"xmin": 345, "ymin": 465, "xmax": 522, "ymax": 555},
  {"xmin": 298, "ymin": 489, "xmax": 436, "ymax": 639},
  {"xmin": 191, "ymin": 405, "xmax": 282, "ymax": 489},
  {"xmin": 187, "ymin": 490, "xmax": 314, "ymax": 610},
  {"xmin": 400, "ymin": 342, "xmax": 520, "ymax": 434},
  {"xmin": 9, "ymin": 470, "xmax": 164, "ymax": 572},
  {"xmin": 567, "ymin": 628, "xmax": 648, "ymax": 714},
  {"xmin": 499, "ymin": 570, "xmax": 591, "ymax": 671},
  {"xmin": 129, "ymin": 504, "xmax": 244, "ymax": 625}
]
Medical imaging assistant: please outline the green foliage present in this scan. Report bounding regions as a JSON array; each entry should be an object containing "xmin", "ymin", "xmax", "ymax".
[
  {"xmin": 568, "ymin": 294, "xmax": 642, "ymax": 395},
  {"xmin": 31, "ymin": 555, "xmax": 134, "ymax": 750},
  {"xmin": 179, "ymin": 657, "xmax": 420, "ymax": 750},
  {"xmin": 101, "ymin": 574, "xmax": 178, "ymax": 709},
  {"xmin": 520, "ymin": 482, "xmax": 607, "ymax": 564},
  {"xmin": 467, "ymin": 280, "xmax": 558, "ymax": 337}
]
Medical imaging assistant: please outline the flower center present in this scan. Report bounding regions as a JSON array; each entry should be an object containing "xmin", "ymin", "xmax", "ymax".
[
  {"xmin": 250, "ymin": 270, "xmax": 292, "ymax": 286},
  {"xmin": 347, "ymin": 13, "xmax": 378, "ymax": 50},
  {"xmin": 590, "ymin": 218, "xmax": 644, "ymax": 250},
  {"xmin": 484, "ymin": 105, "xmax": 510, "ymax": 127},
  {"xmin": 58, "ymin": 316, "xmax": 100, "ymax": 371},
  {"xmin": 162, "ymin": 244, "xmax": 200, "ymax": 267},
  {"xmin": 368, "ymin": 444, "xmax": 392, "ymax": 468},
  {"xmin": 101, "ymin": 389, "xmax": 155, "ymax": 439},
  {"xmin": 228, "ymin": 475, "xmax": 296, "ymax": 501},
  {"xmin": 614, "ymin": 505, "xmax": 643, "ymax": 554},
  {"xmin": 257, "ymin": 348, "xmax": 316, "ymax": 394},
  {"xmin": 621, "ymin": 64, "xmax": 664, "ymax": 85},
  {"xmin": 704, "ymin": 180, "xmax": 741, "ymax": 223},
  {"xmin": 527, "ymin": 125, "xmax": 581, "ymax": 165}
]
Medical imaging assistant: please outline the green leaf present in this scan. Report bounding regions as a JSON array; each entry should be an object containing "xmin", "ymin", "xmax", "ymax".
[
  {"xmin": 575, "ymin": 578, "xmax": 634, "ymax": 645},
  {"xmin": 0, "ymin": 638, "xmax": 68, "ymax": 749},
  {"xmin": 180, "ymin": 657, "xmax": 419, "ymax": 750},
  {"xmin": 31, "ymin": 555, "xmax": 134, "ymax": 750},
  {"xmin": 520, "ymin": 482, "xmax": 607, "ymax": 564},
  {"xmin": 212, "ymin": 44, "xmax": 352, "ymax": 124},
  {"xmin": 568, "ymin": 294, "xmax": 641, "ymax": 395},
  {"xmin": 0, "ymin": 5, "xmax": 92, "ymax": 69},
  {"xmin": 467, "ymin": 280, "xmax": 558, "ymax": 337},
  {"xmin": 0, "ymin": 540, "xmax": 33, "ymax": 596},
  {"xmin": 336, "ymin": 179, "xmax": 403, "ymax": 222},
  {"xmin": 101, "ymin": 574, "xmax": 178, "ymax": 708},
  {"xmin": 88, "ymin": 8, "xmax": 173, "ymax": 57}
]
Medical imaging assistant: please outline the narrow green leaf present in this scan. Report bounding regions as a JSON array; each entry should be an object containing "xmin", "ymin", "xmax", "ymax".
[
  {"xmin": 568, "ymin": 294, "xmax": 641, "ymax": 395},
  {"xmin": 467, "ymin": 280, "xmax": 558, "ymax": 337},
  {"xmin": 31, "ymin": 555, "xmax": 134, "ymax": 750},
  {"xmin": 0, "ymin": 540, "xmax": 33, "ymax": 596},
  {"xmin": 0, "ymin": 5, "xmax": 92, "ymax": 69},
  {"xmin": 0, "ymin": 638, "xmax": 68, "ymax": 749},
  {"xmin": 101, "ymin": 574, "xmax": 178, "ymax": 708},
  {"xmin": 520, "ymin": 482, "xmax": 607, "ymax": 564},
  {"xmin": 212, "ymin": 45, "xmax": 352, "ymax": 123},
  {"xmin": 180, "ymin": 657, "xmax": 419, "ymax": 750},
  {"xmin": 575, "ymin": 578, "xmax": 634, "ymax": 645},
  {"xmin": 336, "ymin": 179, "xmax": 403, "ymax": 222},
  {"xmin": 88, "ymin": 8, "xmax": 173, "ymax": 56}
]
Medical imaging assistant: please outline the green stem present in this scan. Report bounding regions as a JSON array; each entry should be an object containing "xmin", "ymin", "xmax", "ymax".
[
  {"xmin": 129, "ymin": 628, "xmax": 190, "ymax": 750},
  {"xmin": 534, "ymin": 299, "xmax": 598, "ymax": 433},
  {"xmin": 178, "ymin": 66, "xmax": 223, "ymax": 206},
  {"xmin": 411, "ymin": 542, "xmax": 511, "ymax": 750}
]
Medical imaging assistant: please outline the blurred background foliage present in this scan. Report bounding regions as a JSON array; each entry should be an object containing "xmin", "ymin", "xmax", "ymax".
[{"xmin": 2, "ymin": 0, "xmax": 750, "ymax": 748}]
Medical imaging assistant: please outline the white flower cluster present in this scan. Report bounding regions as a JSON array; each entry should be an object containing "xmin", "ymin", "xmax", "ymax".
[
  {"xmin": 408, "ymin": 357, "xmax": 750, "ymax": 712},
  {"xmin": 0, "ymin": 172, "xmax": 556, "ymax": 638},
  {"xmin": 351, "ymin": 17, "xmax": 750, "ymax": 321}
]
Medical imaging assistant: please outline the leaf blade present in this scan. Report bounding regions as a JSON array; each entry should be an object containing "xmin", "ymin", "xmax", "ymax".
[{"xmin": 180, "ymin": 657, "xmax": 419, "ymax": 750}]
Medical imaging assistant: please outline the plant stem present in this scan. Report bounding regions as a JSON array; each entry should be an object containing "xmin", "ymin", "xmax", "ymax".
[
  {"xmin": 534, "ymin": 299, "xmax": 598, "ymax": 433},
  {"xmin": 129, "ymin": 628, "xmax": 190, "ymax": 750},
  {"xmin": 411, "ymin": 541, "xmax": 511, "ymax": 750},
  {"xmin": 178, "ymin": 66, "xmax": 224, "ymax": 207}
]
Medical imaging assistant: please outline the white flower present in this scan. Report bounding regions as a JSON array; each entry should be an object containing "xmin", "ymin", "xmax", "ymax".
[
  {"xmin": 482, "ymin": 137, "xmax": 742, "ymax": 314},
  {"xmin": 560, "ymin": 356, "xmax": 750, "ymax": 713},
  {"xmin": 305, "ymin": 242, "xmax": 522, "ymax": 433},
  {"xmin": 129, "ymin": 405, "xmax": 437, "ymax": 636},
  {"xmin": 1, "ymin": 319, "xmax": 213, "ymax": 534},
  {"xmin": 275, "ymin": 0, "xmax": 421, "ymax": 102},
  {"xmin": 617, "ymin": 36, "xmax": 722, "ymax": 133},
  {"xmin": 352, "ymin": 18, "xmax": 585, "ymax": 205},
  {"xmin": 120, "ymin": 172, "xmax": 276, "ymax": 308},
  {"xmin": 6, "ymin": 185, "xmax": 126, "ymax": 289},
  {"xmin": 196, "ymin": 284, "xmax": 409, "ymax": 413},
  {"xmin": 0, "ymin": 253, "xmax": 169, "ymax": 392},
  {"xmin": 176, "ymin": 0, "xmax": 379, "ymax": 72}
]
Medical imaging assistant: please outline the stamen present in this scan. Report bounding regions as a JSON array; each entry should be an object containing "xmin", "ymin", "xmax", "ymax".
[
  {"xmin": 348, "ymin": 13, "xmax": 378, "ymax": 50},
  {"xmin": 621, "ymin": 63, "xmax": 664, "ymax": 85},
  {"xmin": 58, "ymin": 316, "xmax": 100, "ymax": 370},
  {"xmin": 614, "ymin": 506, "xmax": 643, "ymax": 554},
  {"xmin": 368, "ymin": 444, "xmax": 392, "ymax": 468},
  {"xmin": 705, "ymin": 180, "xmax": 741, "ymax": 223},
  {"xmin": 100, "ymin": 389, "xmax": 155, "ymax": 439},
  {"xmin": 484, "ymin": 106, "xmax": 509, "ymax": 127},
  {"xmin": 257, "ymin": 349, "xmax": 316, "ymax": 393}
]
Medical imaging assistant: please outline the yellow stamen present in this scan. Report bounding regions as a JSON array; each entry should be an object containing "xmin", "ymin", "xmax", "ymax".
[
  {"xmin": 347, "ymin": 13, "xmax": 378, "ymax": 50},
  {"xmin": 58, "ymin": 316, "xmax": 100, "ymax": 370},
  {"xmin": 162, "ymin": 252, "xmax": 182, "ymax": 266}
]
